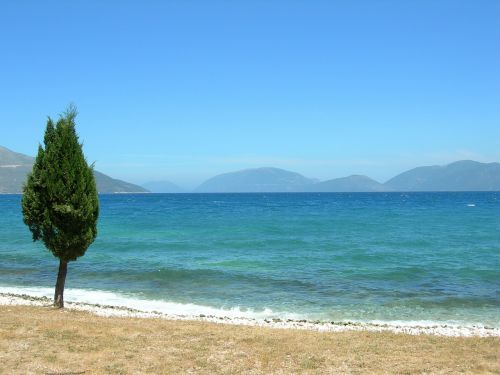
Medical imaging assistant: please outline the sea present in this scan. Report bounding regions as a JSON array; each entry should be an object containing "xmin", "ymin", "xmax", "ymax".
[{"xmin": 1, "ymin": 192, "xmax": 499, "ymax": 329}]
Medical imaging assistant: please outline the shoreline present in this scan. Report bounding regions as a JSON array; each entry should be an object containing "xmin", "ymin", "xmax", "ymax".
[{"xmin": 1, "ymin": 292, "xmax": 498, "ymax": 337}]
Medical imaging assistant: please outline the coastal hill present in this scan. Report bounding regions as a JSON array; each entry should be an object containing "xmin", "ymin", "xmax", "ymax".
[
  {"xmin": 195, "ymin": 167, "xmax": 315, "ymax": 192},
  {"xmin": 310, "ymin": 175, "xmax": 389, "ymax": 192},
  {"xmin": 0, "ymin": 145, "xmax": 148, "ymax": 194},
  {"xmin": 386, "ymin": 160, "xmax": 500, "ymax": 191},
  {"xmin": 142, "ymin": 180, "xmax": 183, "ymax": 193},
  {"xmin": 92, "ymin": 171, "xmax": 149, "ymax": 194}
]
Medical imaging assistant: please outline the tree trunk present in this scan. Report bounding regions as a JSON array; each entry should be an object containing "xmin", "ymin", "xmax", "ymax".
[{"xmin": 54, "ymin": 260, "xmax": 68, "ymax": 308}]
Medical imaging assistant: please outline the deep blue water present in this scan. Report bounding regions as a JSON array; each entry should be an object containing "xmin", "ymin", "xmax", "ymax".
[{"xmin": 1, "ymin": 193, "xmax": 499, "ymax": 327}]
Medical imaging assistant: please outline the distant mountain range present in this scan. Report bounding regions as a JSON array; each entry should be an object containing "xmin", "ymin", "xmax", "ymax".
[
  {"xmin": 194, "ymin": 167, "xmax": 391, "ymax": 193},
  {"xmin": 0, "ymin": 146, "xmax": 148, "ymax": 194},
  {"xmin": 2, "ymin": 145, "xmax": 499, "ymax": 193},
  {"xmin": 194, "ymin": 161, "xmax": 500, "ymax": 193}
]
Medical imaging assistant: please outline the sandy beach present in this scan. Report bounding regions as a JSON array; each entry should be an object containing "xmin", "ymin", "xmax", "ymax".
[
  {"xmin": 2, "ymin": 292, "xmax": 499, "ymax": 337},
  {"xmin": 1, "ymin": 294, "xmax": 499, "ymax": 374}
]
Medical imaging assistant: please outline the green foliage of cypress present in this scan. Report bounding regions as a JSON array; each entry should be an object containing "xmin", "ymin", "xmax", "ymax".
[{"xmin": 22, "ymin": 105, "xmax": 99, "ymax": 307}]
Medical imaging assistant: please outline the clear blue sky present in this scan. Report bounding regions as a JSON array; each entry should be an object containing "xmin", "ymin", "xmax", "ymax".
[{"xmin": 1, "ymin": 1, "xmax": 499, "ymax": 188}]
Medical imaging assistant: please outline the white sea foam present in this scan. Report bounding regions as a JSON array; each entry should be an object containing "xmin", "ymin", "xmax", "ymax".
[
  {"xmin": 0, "ymin": 285, "xmax": 301, "ymax": 320},
  {"xmin": 467, "ymin": 203, "xmax": 476, "ymax": 207},
  {"xmin": 1, "ymin": 286, "xmax": 499, "ymax": 337}
]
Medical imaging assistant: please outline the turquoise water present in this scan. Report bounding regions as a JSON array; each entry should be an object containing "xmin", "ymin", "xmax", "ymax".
[{"xmin": 1, "ymin": 193, "xmax": 499, "ymax": 327}]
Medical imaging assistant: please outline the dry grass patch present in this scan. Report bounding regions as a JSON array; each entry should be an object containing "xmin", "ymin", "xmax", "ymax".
[{"xmin": 0, "ymin": 305, "xmax": 498, "ymax": 374}]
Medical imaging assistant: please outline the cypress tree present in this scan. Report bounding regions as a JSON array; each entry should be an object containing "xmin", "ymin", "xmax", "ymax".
[{"xmin": 22, "ymin": 105, "xmax": 99, "ymax": 308}]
